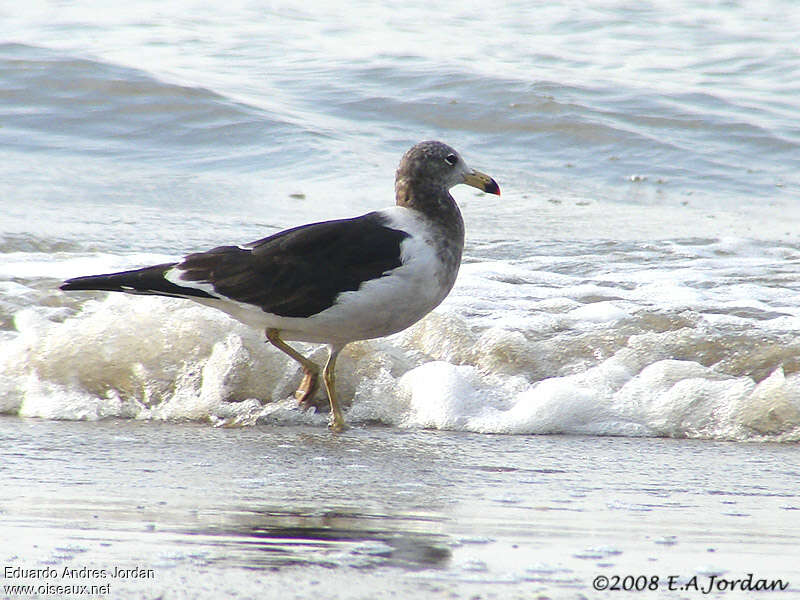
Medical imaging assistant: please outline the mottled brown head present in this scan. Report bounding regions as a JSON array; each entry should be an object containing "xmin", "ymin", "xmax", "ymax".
[{"xmin": 394, "ymin": 141, "xmax": 500, "ymax": 210}]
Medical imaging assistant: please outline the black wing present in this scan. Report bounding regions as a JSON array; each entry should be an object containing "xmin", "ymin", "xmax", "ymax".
[
  {"xmin": 62, "ymin": 212, "xmax": 410, "ymax": 318},
  {"xmin": 178, "ymin": 212, "xmax": 410, "ymax": 317}
]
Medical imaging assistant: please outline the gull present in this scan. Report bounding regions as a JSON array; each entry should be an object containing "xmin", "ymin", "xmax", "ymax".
[{"xmin": 60, "ymin": 141, "xmax": 501, "ymax": 431}]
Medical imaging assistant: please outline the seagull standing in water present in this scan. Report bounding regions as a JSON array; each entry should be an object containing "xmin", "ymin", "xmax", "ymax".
[{"xmin": 60, "ymin": 141, "xmax": 501, "ymax": 431}]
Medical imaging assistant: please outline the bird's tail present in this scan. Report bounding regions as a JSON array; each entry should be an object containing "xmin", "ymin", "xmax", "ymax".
[{"xmin": 60, "ymin": 263, "xmax": 215, "ymax": 300}]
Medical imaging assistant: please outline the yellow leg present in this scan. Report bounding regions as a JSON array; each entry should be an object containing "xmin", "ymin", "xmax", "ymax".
[
  {"xmin": 323, "ymin": 345, "xmax": 347, "ymax": 432},
  {"xmin": 265, "ymin": 329, "xmax": 319, "ymax": 409}
]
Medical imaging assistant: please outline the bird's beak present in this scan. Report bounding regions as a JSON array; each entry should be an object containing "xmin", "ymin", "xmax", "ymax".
[{"xmin": 463, "ymin": 169, "xmax": 501, "ymax": 196}]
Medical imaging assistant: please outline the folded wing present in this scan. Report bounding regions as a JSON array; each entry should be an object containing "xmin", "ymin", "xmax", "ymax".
[{"xmin": 61, "ymin": 212, "xmax": 410, "ymax": 318}]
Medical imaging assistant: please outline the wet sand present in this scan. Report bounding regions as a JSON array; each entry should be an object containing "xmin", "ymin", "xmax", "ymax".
[{"xmin": 1, "ymin": 417, "xmax": 798, "ymax": 599}]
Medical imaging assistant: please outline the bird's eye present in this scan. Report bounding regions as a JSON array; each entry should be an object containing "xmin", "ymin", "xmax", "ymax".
[{"xmin": 444, "ymin": 153, "xmax": 458, "ymax": 166}]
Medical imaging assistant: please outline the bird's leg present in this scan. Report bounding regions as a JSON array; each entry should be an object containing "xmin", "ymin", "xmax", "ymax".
[
  {"xmin": 323, "ymin": 345, "xmax": 347, "ymax": 432},
  {"xmin": 295, "ymin": 371, "xmax": 318, "ymax": 409},
  {"xmin": 265, "ymin": 328, "xmax": 321, "ymax": 411}
]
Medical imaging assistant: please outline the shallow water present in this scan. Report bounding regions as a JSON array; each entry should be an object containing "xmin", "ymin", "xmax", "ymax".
[
  {"xmin": 2, "ymin": 418, "xmax": 798, "ymax": 599},
  {"xmin": 1, "ymin": 3, "xmax": 800, "ymax": 596}
]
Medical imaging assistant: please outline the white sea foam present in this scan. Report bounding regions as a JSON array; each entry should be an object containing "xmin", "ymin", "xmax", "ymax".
[{"xmin": 2, "ymin": 290, "xmax": 799, "ymax": 442}]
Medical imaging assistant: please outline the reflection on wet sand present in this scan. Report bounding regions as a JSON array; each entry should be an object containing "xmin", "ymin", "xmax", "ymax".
[{"xmin": 180, "ymin": 507, "xmax": 451, "ymax": 570}]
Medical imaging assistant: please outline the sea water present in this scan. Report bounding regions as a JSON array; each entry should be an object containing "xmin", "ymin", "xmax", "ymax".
[
  {"xmin": 2, "ymin": 0, "xmax": 800, "ymax": 439},
  {"xmin": 1, "ymin": 2, "xmax": 799, "ymax": 597}
]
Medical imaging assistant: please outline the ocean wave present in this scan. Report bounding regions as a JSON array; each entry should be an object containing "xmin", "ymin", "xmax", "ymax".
[
  {"xmin": 0, "ymin": 43, "xmax": 309, "ymax": 169},
  {"xmin": 2, "ymin": 293, "xmax": 799, "ymax": 441},
  {"xmin": 319, "ymin": 62, "xmax": 799, "ymax": 198}
]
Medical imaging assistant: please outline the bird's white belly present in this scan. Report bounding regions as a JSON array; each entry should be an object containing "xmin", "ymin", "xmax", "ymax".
[{"xmin": 308, "ymin": 267, "xmax": 450, "ymax": 341}]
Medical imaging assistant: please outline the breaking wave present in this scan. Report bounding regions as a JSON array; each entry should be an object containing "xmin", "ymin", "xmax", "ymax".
[{"xmin": 2, "ymin": 291, "xmax": 799, "ymax": 442}]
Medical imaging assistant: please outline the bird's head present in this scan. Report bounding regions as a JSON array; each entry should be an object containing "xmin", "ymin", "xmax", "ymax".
[{"xmin": 396, "ymin": 141, "xmax": 501, "ymax": 198}]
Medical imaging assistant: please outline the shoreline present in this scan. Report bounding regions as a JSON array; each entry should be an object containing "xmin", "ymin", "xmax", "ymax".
[{"xmin": 2, "ymin": 417, "xmax": 798, "ymax": 598}]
